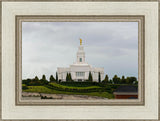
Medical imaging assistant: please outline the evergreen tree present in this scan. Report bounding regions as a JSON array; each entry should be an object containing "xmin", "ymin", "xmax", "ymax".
[
  {"xmin": 88, "ymin": 71, "xmax": 93, "ymax": 82},
  {"xmin": 56, "ymin": 72, "xmax": 58, "ymax": 82},
  {"xmin": 68, "ymin": 73, "xmax": 72, "ymax": 82},
  {"xmin": 49, "ymin": 75, "xmax": 56, "ymax": 83},
  {"xmin": 109, "ymin": 79, "xmax": 113, "ymax": 84},
  {"xmin": 59, "ymin": 79, "xmax": 61, "ymax": 83},
  {"xmin": 126, "ymin": 77, "xmax": 130, "ymax": 84},
  {"xmin": 121, "ymin": 75, "xmax": 126, "ymax": 84},
  {"xmin": 103, "ymin": 74, "xmax": 109, "ymax": 84},
  {"xmin": 98, "ymin": 72, "xmax": 101, "ymax": 83},
  {"xmin": 66, "ymin": 73, "xmax": 69, "ymax": 82},
  {"xmin": 35, "ymin": 76, "xmax": 39, "ymax": 81},
  {"xmin": 68, "ymin": 73, "xmax": 71, "ymax": 81},
  {"xmin": 112, "ymin": 75, "xmax": 120, "ymax": 84},
  {"xmin": 40, "ymin": 74, "xmax": 48, "ymax": 85},
  {"xmin": 42, "ymin": 75, "xmax": 46, "ymax": 80}
]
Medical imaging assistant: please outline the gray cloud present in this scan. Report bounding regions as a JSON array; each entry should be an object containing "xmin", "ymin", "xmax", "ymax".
[{"xmin": 22, "ymin": 22, "xmax": 138, "ymax": 80}]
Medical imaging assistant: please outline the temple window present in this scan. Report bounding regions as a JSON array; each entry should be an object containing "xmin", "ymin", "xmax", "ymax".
[{"xmin": 79, "ymin": 58, "xmax": 82, "ymax": 62}]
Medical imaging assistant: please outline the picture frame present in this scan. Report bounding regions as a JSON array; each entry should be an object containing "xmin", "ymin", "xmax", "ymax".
[
  {"xmin": 1, "ymin": 0, "xmax": 159, "ymax": 120},
  {"xmin": 16, "ymin": 15, "xmax": 144, "ymax": 106}
]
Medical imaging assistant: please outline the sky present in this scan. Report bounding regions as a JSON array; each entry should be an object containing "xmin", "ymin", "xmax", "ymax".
[{"xmin": 22, "ymin": 22, "xmax": 138, "ymax": 80}]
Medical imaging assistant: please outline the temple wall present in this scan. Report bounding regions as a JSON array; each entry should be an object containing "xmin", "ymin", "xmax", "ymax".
[{"xmin": 57, "ymin": 66, "xmax": 104, "ymax": 82}]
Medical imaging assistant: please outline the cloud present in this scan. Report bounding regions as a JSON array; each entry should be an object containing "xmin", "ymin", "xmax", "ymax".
[{"xmin": 22, "ymin": 22, "xmax": 138, "ymax": 80}]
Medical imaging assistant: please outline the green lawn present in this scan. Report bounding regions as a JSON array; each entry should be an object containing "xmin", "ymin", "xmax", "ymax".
[
  {"xmin": 60, "ymin": 82, "xmax": 101, "ymax": 87},
  {"xmin": 49, "ymin": 82, "xmax": 101, "ymax": 89},
  {"xmin": 46, "ymin": 82, "xmax": 103, "ymax": 93},
  {"xmin": 23, "ymin": 86, "xmax": 114, "ymax": 99}
]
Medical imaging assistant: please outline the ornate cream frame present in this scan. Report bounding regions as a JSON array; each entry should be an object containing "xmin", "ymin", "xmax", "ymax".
[{"xmin": 1, "ymin": 0, "xmax": 159, "ymax": 120}]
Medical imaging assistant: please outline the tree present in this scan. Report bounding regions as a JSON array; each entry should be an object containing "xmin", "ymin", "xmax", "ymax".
[
  {"xmin": 49, "ymin": 75, "xmax": 56, "ymax": 83},
  {"xmin": 126, "ymin": 77, "xmax": 137, "ymax": 84},
  {"xmin": 88, "ymin": 71, "xmax": 93, "ymax": 82},
  {"xmin": 56, "ymin": 72, "xmax": 58, "ymax": 82},
  {"xmin": 42, "ymin": 75, "xmax": 46, "ymax": 80},
  {"xmin": 103, "ymin": 74, "xmax": 109, "ymax": 84},
  {"xmin": 126, "ymin": 77, "xmax": 130, "ymax": 84},
  {"xmin": 109, "ymin": 79, "xmax": 113, "ymax": 84},
  {"xmin": 66, "ymin": 73, "xmax": 69, "ymax": 82},
  {"xmin": 112, "ymin": 75, "xmax": 120, "ymax": 84},
  {"xmin": 59, "ymin": 79, "xmax": 62, "ymax": 83},
  {"xmin": 98, "ymin": 72, "xmax": 101, "ymax": 83},
  {"xmin": 34, "ymin": 76, "xmax": 39, "ymax": 81},
  {"xmin": 68, "ymin": 73, "xmax": 73, "ymax": 82},
  {"xmin": 121, "ymin": 75, "xmax": 126, "ymax": 84},
  {"xmin": 65, "ymin": 73, "xmax": 73, "ymax": 82},
  {"xmin": 40, "ymin": 75, "xmax": 48, "ymax": 85},
  {"xmin": 134, "ymin": 80, "xmax": 138, "ymax": 85},
  {"xmin": 130, "ymin": 77, "xmax": 137, "ymax": 84},
  {"xmin": 23, "ymin": 75, "xmax": 49, "ymax": 86}
]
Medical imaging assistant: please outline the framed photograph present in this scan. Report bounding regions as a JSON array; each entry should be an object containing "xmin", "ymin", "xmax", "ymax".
[
  {"xmin": 16, "ymin": 15, "xmax": 144, "ymax": 106},
  {"xmin": 1, "ymin": 0, "xmax": 159, "ymax": 120}
]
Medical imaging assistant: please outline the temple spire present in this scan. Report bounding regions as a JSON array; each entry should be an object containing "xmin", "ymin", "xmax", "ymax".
[
  {"xmin": 80, "ymin": 38, "xmax": 82, "ymax": 45},
  {"xmin": 77, "ymin": 38, "xmax": 85, "ymax": 63}
]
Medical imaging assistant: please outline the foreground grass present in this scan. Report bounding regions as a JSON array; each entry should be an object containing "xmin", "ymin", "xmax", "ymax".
[
  {"xmin": 23, "ymin": 86, "xmax": 114, "ymax": 99},
  {"xmin": 49, "ymin": 83, "xmax": 101, "ymax": 89},
  {"xmin": 47, "ymin": 83, "xmax": 103, "ymax": 93}
]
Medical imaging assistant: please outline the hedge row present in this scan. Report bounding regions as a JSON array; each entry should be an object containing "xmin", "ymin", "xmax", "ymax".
[
  {"xmin": 59, "ymin": 82, "xmax": 132, "ymax": 93},
  {"xmin": 60, "ymin": 82, "xmax": 104, "ymax": 87},
  {"xmin": 46, "ymin": 83, "xmax": 104, "ymax": 93}
]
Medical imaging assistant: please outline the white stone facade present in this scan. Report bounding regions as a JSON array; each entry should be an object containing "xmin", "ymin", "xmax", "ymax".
[{"xmin": 57, "ymin": 44, "xmax": 104, "ymax": 82}]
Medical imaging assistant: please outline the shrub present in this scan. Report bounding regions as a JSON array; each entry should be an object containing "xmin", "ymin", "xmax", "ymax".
[
  {"xmin": 22, "ymin": 84, "xmax": 28, "ymax": 90},
  {"xmin": 46, "ymin": 83, "xmax": 103, "ymax": 93},
  {"xmin": 60, "ymin": 82, "xmax": 102, "ymax": 87}
]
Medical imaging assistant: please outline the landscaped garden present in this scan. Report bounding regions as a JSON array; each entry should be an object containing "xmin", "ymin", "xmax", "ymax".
[{"xmin": 22, "ymin": 74, "xmax": 138, "ymax": 99}]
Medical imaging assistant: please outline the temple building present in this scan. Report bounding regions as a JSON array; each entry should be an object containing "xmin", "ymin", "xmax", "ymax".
[{"xmin": 57, "ymin": 39, "xmax": 104, "ymax": 82}]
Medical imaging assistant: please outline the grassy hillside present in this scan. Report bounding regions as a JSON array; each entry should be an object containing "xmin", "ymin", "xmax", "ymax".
[
  {"xmin": 46, "ymin": 83, "xmax": 104, "ymax": 93},
  {"xmin": 23, "ymin": 85, "xmax": 114, "ymax": 99}
]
